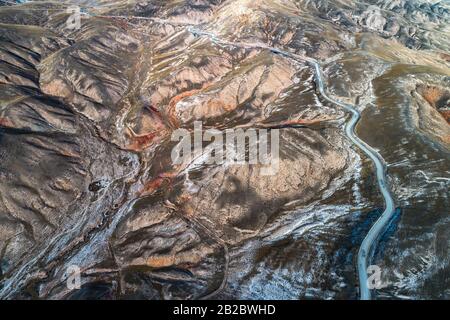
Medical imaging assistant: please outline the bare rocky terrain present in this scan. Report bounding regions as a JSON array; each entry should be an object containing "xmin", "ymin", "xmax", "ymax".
[{"xmin": 0, "ymin": 0, "xmax": 448, "ymax": 299}]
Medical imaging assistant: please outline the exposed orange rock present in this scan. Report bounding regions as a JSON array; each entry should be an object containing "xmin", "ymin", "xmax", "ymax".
[
  {"xmin": 281, "ymin": 116, "xmax": 331, "ymax": 126},
  {"xmin": 146, "ymin": 255, "xmax": 175, "ymax": 268},
  {"xmin": 146, "ymin": 250, "xmax": 206, "ymax": 268},
  {"xmin": 139, "ymin": 171, "xmax": 178, "ymax": 196},
  {"xmin": 418, "ymin": 85, "xmax": 450, "ymax": 124},
  {"xmin": 206, "ymin": 99, "xmax": 235, "ymax": 112},
  {"xmin": 177, "ymin": 194, "xmax": 195, "ymax": 217},
  {"xmin": 421, "ymin": 86, "xmax": 444, "ymax": 107},
  {"xmin": 439, "ymin": 52, "xmax": 450, "ymax": 62},
  {"xmin": 166, "ymin": 83, "xmax": 211, "ymax": 127},
  {"xmin": 126, "ymin": 131, "xmax": 158, "ymax": 151},
  {"xmin": 443, "ymin": 135, "xmax": 450, "ymax": 144},
  {"xmin": 0, "ymin": 117, "xmax": 13, "ymax": 127},
  {"xmin": 59, "ymin": 149, "xmax": 81, "ymax": 158},
  {"xmin": 440, "ymin": 110, "xmax": 450, "ymax": 123},
  {"xmin": 125, "ymin": 123, "xmax": 169, "ymax": 151},
  {"xmin": 41, "ymin": 78, "xmax": 72, "ymax": 99},
  {"xmin": 136, "ymin": 114, "xmax": 166, "ymax": 134}
]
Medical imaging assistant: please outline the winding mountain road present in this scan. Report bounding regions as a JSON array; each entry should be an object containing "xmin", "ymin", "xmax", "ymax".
[
  {"xmin": 310, "ymin": 61, "xmax": 396, "ymax": 300},
  {"xmin": 187, "ymin": 27, "xmax": 396, "ymax": 300}
]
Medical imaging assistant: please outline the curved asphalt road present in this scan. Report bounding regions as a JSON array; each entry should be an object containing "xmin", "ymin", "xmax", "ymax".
[
  {"xmin": 309, "ymin": 63, "xmax": 396, "ymax": 300},
  {"xmin": 188, "ymin": 27, "xmax": 396, "ymax": 300}
]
